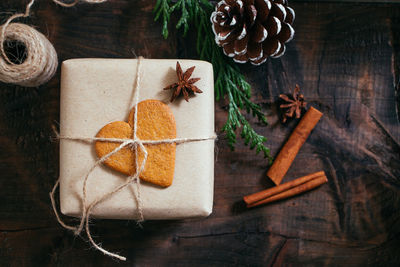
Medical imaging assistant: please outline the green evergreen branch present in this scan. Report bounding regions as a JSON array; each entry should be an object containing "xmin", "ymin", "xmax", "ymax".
[
  {"xmin": 224, "ymin": 89, "xmax": 271, "ymax": 159},
  {"xmin": 154, "ymin": 0, "xmax": 271, "ymax": 160},
  {"xmin": 154, "ymin": 0, "xmax": 191, "ymax": 37},
  {"xmin": 170, "ymin": 0, "xmax": 190, "ymax": 36},
  {"xmin": 154, "ymin": 0, "xmax": 171, "ymax": 39}
]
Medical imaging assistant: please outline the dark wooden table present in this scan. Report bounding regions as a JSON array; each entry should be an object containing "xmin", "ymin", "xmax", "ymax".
[{"xmin": 0, "ymin": 0, "xmax": 399, "ymax": 266}]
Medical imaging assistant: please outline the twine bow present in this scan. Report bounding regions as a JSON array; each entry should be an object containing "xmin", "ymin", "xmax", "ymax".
[{"xmin": 50, "ymin": 57, "xmax": 217, "ymax": 261}]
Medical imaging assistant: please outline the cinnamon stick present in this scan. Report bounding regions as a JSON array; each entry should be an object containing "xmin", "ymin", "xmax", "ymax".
[
  {"xmin": 243, "ymin": 171, "xmax": 325, "ymax": 205},
  {"xmin": 246, "ymin": 174, "xmax": 328, "ymax": 208},
  {"xmin": 267, "ymin": 107, "xmax": 323, "ymax": 185}
]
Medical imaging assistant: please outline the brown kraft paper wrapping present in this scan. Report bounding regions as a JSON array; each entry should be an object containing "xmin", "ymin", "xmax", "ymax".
[{"xmin": 59, "ymin": 58, "xmax": 215, "ymax": 220}]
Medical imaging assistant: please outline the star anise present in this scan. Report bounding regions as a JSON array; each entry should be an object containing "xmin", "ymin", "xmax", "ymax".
[
  {"xmin": 164, "ymin": 61, "xmax": 202, "ymax": 102},
  {"xmin": 279, "ymin": 84, "xmax": 307, "ymax": 123}
]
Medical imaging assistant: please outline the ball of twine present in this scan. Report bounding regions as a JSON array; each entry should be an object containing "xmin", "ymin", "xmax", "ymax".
[
  {"xmin": 0, "ymin": 23, "xmax": 58, "ymax": 87},
  {"xmin": 0, "ymin": 0, "xmax": 58, "ymax": 87},
  {"xmin": 0, "ymin": 0, "xmax": 108, "ymax": 87}
]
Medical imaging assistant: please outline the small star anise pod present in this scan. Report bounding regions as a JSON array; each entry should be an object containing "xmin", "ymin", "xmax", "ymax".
[
  {"xmin": 279, "ymin": 84, "xmax": 307, "ymax": 123},
  {"xmin": 164, "ymin": 61, "xmax": 202, "ymax": 102}
]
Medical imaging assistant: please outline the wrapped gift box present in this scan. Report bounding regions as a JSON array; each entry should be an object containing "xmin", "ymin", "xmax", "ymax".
[{"xmin": 59, "ymin": 58, "xmax": 214, "ymax": 220}]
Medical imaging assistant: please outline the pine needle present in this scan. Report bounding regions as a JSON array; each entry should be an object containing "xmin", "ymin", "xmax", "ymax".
[{"xmin": 154, "ymin": 0, "xmax": 271, "ymax": 161}]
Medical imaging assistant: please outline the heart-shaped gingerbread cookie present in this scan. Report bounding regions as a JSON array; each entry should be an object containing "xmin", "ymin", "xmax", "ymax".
[{"xmin": 95, "ymin": 100, "xmax": 177, "ymax": 187}]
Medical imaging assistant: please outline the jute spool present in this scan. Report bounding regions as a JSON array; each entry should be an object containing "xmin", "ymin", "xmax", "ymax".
[
  {"xmin": 0, "ymin": 0, "xmax": 108, "ymax": 87},
  {"xmin": 0, "ymin": 23, "xmax": 58, "ymax": 87}
]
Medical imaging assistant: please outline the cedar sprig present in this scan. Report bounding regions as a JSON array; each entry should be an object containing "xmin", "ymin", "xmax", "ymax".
[
  {"xmin": 154, "ymin": 0, "xmax": 171, "ymax": 39},
  {"xmin": 170, "ymin": 0, "xmax": 190, "ymax": 36},
  {"xmin": 224, "ymin": 90, "xmax": 270, "ymax": 158},
  {"xmin": 154, "ymin": 0, "xmax": 271, "ymax": 160}
]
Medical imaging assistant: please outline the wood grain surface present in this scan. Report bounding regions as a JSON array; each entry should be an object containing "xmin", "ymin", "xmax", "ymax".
[{"xmin": 0, "ymin": 0, "xmax": 399, "ymax": 266}]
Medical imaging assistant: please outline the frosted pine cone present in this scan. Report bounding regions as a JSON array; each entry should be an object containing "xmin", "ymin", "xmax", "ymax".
[{"xmin": 211, "ymin": 0, "xmax": 295, "ymax": 65}]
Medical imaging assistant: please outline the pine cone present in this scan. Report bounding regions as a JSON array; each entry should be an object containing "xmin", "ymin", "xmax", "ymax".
[{"xmin": 211, "ymin": 0, "xmax": 295, "ymax": 65}]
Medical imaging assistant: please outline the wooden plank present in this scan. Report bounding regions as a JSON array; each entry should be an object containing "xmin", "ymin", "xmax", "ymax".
[{"xmin": 0, "ymin": 0, "xmax": 399, "ymax": 266}]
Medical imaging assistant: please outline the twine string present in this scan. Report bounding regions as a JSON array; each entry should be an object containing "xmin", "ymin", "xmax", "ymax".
[
  {"xmin": 53, "ymin": 134, "xmax": 217, "ymax": 145},
  {"xmin": 53, "ymin": 0, "xmax": 108, "ymax": 8},
  {"xmin": 131, "ymin": 52, "xmax": 145, "ymax": 223},
  {"xmin": 50, "ymin": 57, "xmax": 216, "ymax": 261},
  {"xmin": 52, "ymin": 0, "xmax": 80, "ymax": 7}
]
